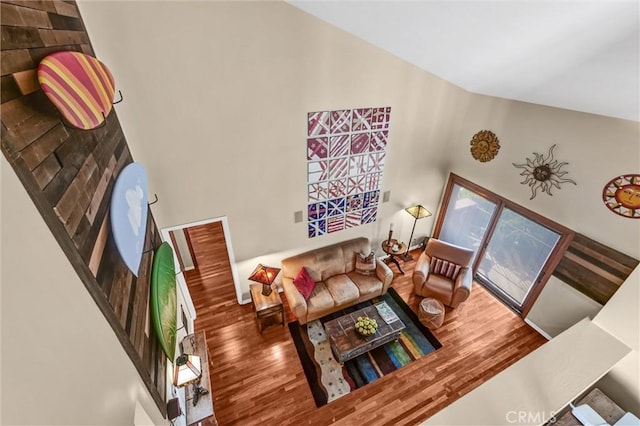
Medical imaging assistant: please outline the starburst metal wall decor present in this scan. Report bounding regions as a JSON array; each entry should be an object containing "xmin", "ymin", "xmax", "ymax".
[
  {"xmin": 513, "ymin": 144, "xmax": 576, "ymax": 200},
  {"xmin": 470, "ymin": 130, "xmax": 500, "ymax": 162}
]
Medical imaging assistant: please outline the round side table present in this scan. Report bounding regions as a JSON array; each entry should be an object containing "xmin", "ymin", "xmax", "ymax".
[
  {"xmin": 418, "ymin": 297, "xmax": 445, "ymax": 329},
  {"xmin": 381, "ymin": 239, "xmax": 407, "ymax": 274}
]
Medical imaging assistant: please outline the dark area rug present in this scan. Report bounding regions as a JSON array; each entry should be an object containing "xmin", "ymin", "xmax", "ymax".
[{"xmin": 288, "ymin": 287, "xmax": 442, "ymax": 407}]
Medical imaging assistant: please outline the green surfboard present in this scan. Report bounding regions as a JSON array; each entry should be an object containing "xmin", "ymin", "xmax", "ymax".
[{"xmin": 150, "ymin": 242, "xmax": 177, "ymax": 359}]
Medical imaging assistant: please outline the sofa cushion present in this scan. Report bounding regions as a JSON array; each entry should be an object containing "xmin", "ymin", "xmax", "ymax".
[
  {"xmin": 430, "ymin": 256, "xmax": 462, "ymax": 280},
  {"xmin": 293, "ymin": 267, "xmax": 315, "ymax": 300},
  {"xmin": 306, "ymin": 282, "xmax": 335, "ymax": 317},
  {"xmin": 424, "ymin": 273, "xmax": 455, "ymax": 305},
  {"xmin": 354, "ymin": 251, "xmax": 376, "ymax": 275},
  {"xmin": 324, "ymin": 275, "xmax": 360, "ymax": 305},
  {"xmin": 339, "ymin": 237, "xmax": 372, "ymax": 273},
  {"xmin": 347, "ymin": 271, "xmax": 383, "ymax": 296}
]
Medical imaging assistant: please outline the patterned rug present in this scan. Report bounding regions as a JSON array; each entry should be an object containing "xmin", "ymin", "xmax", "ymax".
[{"xmin": 288, "ymin": 287, "xmax": 442, "ymax": 407}]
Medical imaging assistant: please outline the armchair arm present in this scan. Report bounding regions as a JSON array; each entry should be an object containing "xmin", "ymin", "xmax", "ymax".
[
  {"xmin": 412, "ymin": 251, "xmax": 431, "ymax": 294},
  {"xmin": 451, "ymin": 267, "xmax": 473, "ymax": 308},
  {"xmin": 281, "ymin": 277, "xmax": 308, "ymax": 323},
  {"xmin": 375, "ymin": 259, "xmax": 393, "ymax": 293}
]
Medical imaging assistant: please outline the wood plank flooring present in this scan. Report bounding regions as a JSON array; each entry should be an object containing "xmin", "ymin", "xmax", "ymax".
[{"xmin": 183, "ymin": 228, "xmax": 547, "ymax": 426}]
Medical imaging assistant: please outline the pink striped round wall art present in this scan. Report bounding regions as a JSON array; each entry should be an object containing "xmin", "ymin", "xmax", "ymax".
[{"xmin": 38, "ymin": 51, "xmax": 116, "ymax": 130}]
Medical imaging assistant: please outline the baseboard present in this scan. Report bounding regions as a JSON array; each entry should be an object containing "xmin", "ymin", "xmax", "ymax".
[{"xmin": 524, "ymin": 317, "xmax": 553, "ymax": 340}]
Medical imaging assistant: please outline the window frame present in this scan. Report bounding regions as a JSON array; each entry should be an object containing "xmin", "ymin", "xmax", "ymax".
[{"xmin": 433, "ymin": 173, "xmax": 575, "ymax": 317}]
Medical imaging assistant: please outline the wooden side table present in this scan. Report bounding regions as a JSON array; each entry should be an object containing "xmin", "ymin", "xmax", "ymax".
[
  {"xmin": 381, "ymin": 239, "xmax": 407, "ymax": 274},
  {"xmin": 249, "ymin": 283, "xmax": 284, "ymax": 333},
  {"xmin": 181, "ymin": 331, "xmax": 216, "ymax": 425}
]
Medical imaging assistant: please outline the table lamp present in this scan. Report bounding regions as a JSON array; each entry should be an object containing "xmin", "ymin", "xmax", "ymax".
[
  {"xmin": 173, "ymin": 353, "xmax": 202, "ymax": 388},
  {"xmin": 403, "ymin": 204, "xmax": 432, "ymax": 260},
  {"xmin": 248, "ymin": 263, "xmax": 281, "ymax": 296}
]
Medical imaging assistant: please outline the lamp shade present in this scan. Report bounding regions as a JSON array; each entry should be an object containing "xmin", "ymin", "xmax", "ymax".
[
  {"xmin": 405, "ymin": 205, "xmax": 432, "ymax": 219},
  {"xmin": 248, "ymin": 264, "xmax": 280, "ymax": 285},
  {"xmin": 174, "ymin": 353, "xmax": 202, "ymax": 387}
]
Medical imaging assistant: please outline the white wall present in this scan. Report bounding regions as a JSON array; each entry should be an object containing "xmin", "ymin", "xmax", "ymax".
[
  {"xmin": 445, "ymin": 94, "xmax": 640, "ymax": 336},
  {"xmin": 0, "ymin": 157, "xmax": 165, "ymax": 426},
  {"xmin": 593, "ymin": 265, "xmax": 640, "ymax": 414},
  {"xmin": 77, "ymin": 0, "xmax": 467, "ymax": 264},
  {"xmin": 450, "ymin": 95, "xmax": 639, "ymax": 257},
  {"xmin": 526, "ymin": 277, "xmax": 602, "ymax": 338}
]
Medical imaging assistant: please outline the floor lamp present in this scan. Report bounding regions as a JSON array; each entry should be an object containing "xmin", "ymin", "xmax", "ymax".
[{"xmin": 403, "ymin": 204, "xmax": 432, "ymax": 261}]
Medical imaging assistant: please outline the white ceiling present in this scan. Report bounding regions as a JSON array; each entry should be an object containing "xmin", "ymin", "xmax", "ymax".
[{"xmin": 288, "ymin": 1, "xmax": 640, "ymax": 122}]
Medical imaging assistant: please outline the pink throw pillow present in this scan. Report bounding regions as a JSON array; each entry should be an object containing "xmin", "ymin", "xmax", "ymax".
[{"xmin": 293, "ymin": 267, "xmax": 316, "ymax": 300}]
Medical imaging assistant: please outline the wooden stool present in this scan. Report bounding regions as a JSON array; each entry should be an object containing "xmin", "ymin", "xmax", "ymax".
[{"xmin": 418, "ymin": 298, "xmax": 445, "ymax": 329}]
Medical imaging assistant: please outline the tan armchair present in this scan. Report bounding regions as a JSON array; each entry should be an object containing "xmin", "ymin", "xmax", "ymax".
[{"xmin": 412, "ymin": 238, "xmax": 475, "ymax": 308}]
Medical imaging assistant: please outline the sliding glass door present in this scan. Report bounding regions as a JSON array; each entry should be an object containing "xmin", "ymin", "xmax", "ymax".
[
  {"xmin": 434, "ymin": 174, "xmax": 573, "ymax": 315},
  {"xmin": 439, "ymin": 183, "xmax": 496, "ymax": 265},
  {"xmin": 475, "ymin": 208, "xmax": 561, "ymax": 307}
]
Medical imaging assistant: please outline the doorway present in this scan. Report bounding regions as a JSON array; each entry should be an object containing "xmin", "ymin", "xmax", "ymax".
[{"xmin": 160, "ymin": 216, "xmax": 241, "ymax": 325}]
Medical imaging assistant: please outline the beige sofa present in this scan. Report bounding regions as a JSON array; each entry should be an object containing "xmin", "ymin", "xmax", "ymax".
[{"xmin": 281, "ymin": 237, "xmax": 393, "ymax": 324}]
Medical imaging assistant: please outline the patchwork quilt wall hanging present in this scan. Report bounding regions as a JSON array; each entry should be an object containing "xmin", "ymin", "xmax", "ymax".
[{"xmin": 306, "ymin": 107, "xmax": 391, "ymax": 238}]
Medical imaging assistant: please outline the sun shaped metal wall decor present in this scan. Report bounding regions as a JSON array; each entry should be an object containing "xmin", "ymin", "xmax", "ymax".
[
  {"xmin": 602, "ymin": 174, "xmax": 640, "ymax": 218},
  {"xmin": 470, "ymin": 130, "xmax": 500, "ymax": 162},
  {"xmin": 513, "ymin": 144, "xmax": 576, "ymax": 200}
]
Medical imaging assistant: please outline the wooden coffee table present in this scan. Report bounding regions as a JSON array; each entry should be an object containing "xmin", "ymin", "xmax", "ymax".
[{"xmin": 324, "ymin": 304, "xmax": 405, "ymax": 364}]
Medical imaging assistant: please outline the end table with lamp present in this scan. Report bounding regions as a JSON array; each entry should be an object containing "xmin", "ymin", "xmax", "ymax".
[
  {"xmin": 175, "ymin": 331, "xmax": 216, "ymax": 425},
  {"xmin": 381, "ymin": 238, "xmax": 407, "ymax": 275},
  {"xmin": 248, "ymin": 264, "xmax": 284, "ymax": 333}
]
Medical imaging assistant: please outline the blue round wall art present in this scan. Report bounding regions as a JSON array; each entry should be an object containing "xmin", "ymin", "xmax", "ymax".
[{"xmin": 110, "ymin": 162, "xmax": 149, "ymax": 276}]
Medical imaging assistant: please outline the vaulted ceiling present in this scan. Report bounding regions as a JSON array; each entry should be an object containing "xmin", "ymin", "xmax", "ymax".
[{"xmin": 288, "ymin": 1, "xmax": 639, "ymax": 122}]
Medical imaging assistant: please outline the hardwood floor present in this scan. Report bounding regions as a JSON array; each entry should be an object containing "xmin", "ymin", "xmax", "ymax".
[{"xmin": 183, "ymin": 227, "xmax": 547, "ymax": 426}]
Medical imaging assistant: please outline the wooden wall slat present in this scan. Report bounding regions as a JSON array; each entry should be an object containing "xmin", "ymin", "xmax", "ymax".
[
  {"xmin": 132, "ymin": 217, "xmax": 156, "ymax": 357},
  {"xmin": 38, "ymin": 28, "xmax": 87, "ymax": 46},
  {"xmin": 13, "ymin": 68, "xmax": 39, "ymax": 94},
  {"xmin": 96, "ymin": 232, "xmax": 117, "ymax": 297},
  {"xmin": 48, "ymin": 11, "xmax": 83, "ymax": 31},
  {"xmin": 43, "ymin": 164, "xmax": 78, "ymax": 204},
  {"xmin": 88, "ymin": 212, "xmax": 109, "ymax": 276},
  {"xmin": 52, "ymin": 129, "xmax": 97, "ymax": 169},
  {"xmin": 20, "ymin": 122, "xmax": 68, "ymax": 170},
  {"xmin": 1, "ymin": 75, "xmax": 21, "ymax": 102},
  {"xmin": 85, "ymin": 155, "xmax": 115, "ymax": 225},
  {"xmin": 76, "ymin": 159, "xmax": 116, "ymax": 260},
  {"xmin": 2, "ymin": 0, "xmax": 57, "ymax": 13},
  {"xmin": 1, "ymin": 91, "xmax": 59, "ymax": 151},
  {"xmin": 570, "ymin": 234, "xmax": 637, "ymax": 275},
  {"xmin": 1, "ymin": 2, "xmax": 52, "ymax": 29},
  {"xmin": 28, "ymin": 43, "xmax": 81, "ymax": 63},
  {"xmin": 1, "ymin": 25, "xmax": 44, "ymax": 50},
  {"xmin": 32, "ymin": 153, "xmax": 61, "ymax": 189},
  {"xmin": 1, "ymin": 49, "xmax": 35, "ymax": 75},
  {"xmin": 553, "ymin": 233, "xmax": 639, "ymax": 305},
  {"xmin": 52, "ymin": 0, "xmax": 79, "ymax": 18}
]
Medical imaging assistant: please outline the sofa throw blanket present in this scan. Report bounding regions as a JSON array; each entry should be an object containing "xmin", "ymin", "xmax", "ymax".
[{"xmin": 355, "ymin": 252, "xmax": 376, "ymax": 275}]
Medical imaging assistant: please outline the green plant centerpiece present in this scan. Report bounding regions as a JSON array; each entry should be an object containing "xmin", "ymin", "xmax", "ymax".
[{"xmin": 355, "ymin": 316, "xmax": 378, "ymax": 336}]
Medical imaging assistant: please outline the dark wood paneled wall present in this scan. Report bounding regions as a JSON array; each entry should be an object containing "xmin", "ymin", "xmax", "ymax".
[
  {"xmin": 1, "ymin": 0, "xmax": 166, "ymax": 415},
  {"xmin": 553, "ymin": 233, "xmax": 639, "ymax": 305}
]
